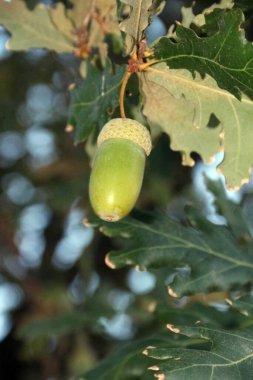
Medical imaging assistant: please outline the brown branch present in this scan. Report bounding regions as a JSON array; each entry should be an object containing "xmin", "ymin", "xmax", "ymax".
[{"xmin": 120, "ymin": 70, "xmax": 132, "ymax": 118}]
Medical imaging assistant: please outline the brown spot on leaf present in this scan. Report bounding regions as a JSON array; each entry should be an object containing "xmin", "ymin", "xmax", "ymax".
[
  {"xmin": 5, "ymin": 40, "xmax": 11, "ymax": 51},
  {"xmin": 143, "ymin": 345, "xmax": 156, "ymax": 355},
  {"xmin": 155, "ymin": 374, "xmax": 165, "ymax": 380},
  {"xmin": 225, "ymin": 298, "xmax": 233, "ymax": 306},
  {"xmin": 227, "ymin": 185, "xmax": 240, "ymax": 191},
  {"xmin": 167, "ymin": 324, "xmax": 180, "ymax": 333},
  {"xmin": 219, "ymin": 131, "xmax": 225, "ymax": 140},
  {"xmin": 239, "ymin": 233, "xmax": 252, "ymax": 245},
  {"xmin": 241, "ymin": 177, "xmax": 250, "ymax": 185},
  {"xmin": 208, "ymin": 156, "xmax": 215, "ymax": 164},
  {"xmin": 82, "ymin": 218, "xmax": 92, "ymax": 228},
  {"xmin": 168, "ymin": 287, "xmax": 178, "ymax": 298},
  {"xmin": 68, "ymin": 83, "xmax": 76, "ymax": 90},
  {"xmin": 182, "ymin": 154, "xmax": 195, "ymax": 167},
  {"xmin": 105, "ymin": 254, "xmax": 116, "ymax": 269},
  {"xmin": 65, "ymin": 124, "xmax": 74, "ymax": 133},
  {"xmin": 148, "ymin": 301, "xmax": 157, "ymax": 312},
  {"xmin": 148, "ymin": 366, "xmax": 160, "ymax": 371}
]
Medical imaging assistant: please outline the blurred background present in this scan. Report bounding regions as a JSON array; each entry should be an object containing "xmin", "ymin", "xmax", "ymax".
[{"xmin": 0, "ymin": 0, "xmax": 253, "ymax": 379}]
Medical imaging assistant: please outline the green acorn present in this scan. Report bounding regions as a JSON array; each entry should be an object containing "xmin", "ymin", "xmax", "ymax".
[{"xmin": 89, "ymin": 118, "xmax": 152, "ymax": 222}]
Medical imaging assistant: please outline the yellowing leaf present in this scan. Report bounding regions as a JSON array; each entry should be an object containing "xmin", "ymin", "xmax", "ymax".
[
  {"xmin": 119, "ymin": 0, "xmax": 165, "ymax": 55},
  {"xmin": 68, "ymin": 0, "xmax": 120, "ymax": 37},
  {"xmin": 140, "ymin": 63, "xmax": 253, "ymax": 188},
  {"xmin": 68, "ymin": 0, "xmax": 93, "ymax": 28},
  {"xmin": 96, "ymin": 0, "xmax": 120, "ymax": 34},
  {"xmin": 48, "ymin": 3, "xmax": 75, "ymax": 41},
  {"xmin": 68, "ymin": 0, "xmax": 121, "ymax": 64},
  {"xmin": 154, "ymin": 10, "xmax": 253, "ymax": 102},
  {"xmin": 181, "ymin": 0, "xmax": 234, "ymax": 29},
  {"xmin": 0, "ymin": 0, "xmax": 74, "ymax": 53},
  {"xmin": 88, "ymin": 0, "xmax": 121, "ymax": 64}
]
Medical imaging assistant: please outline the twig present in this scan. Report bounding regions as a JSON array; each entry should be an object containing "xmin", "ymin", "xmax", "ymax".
[{"xmin": 120, "ymin": 70, "xmax": 132, "ymax": 119}]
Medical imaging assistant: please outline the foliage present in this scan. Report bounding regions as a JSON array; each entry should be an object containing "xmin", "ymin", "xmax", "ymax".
[
  {"xmin": 0, "ymin": 1, "xmax": 74, "ymax": 52},
  {"xmin": 88, "ymin": 205, "xmax": 253, "ymax": 296},
  {"xmin": 68, "ymin": 60, "xmax": 125, "ymax": 143},
  {"xmin": 119, "ymin": 0, "xmax": 165, "ymax": 54},
  {"xmin": 145, "ymin": 325, "xmax": 253, "ymax": 379},
  {"xmin": 234, "ymin": 0, "xmax": 253, "ymax": 11},
  {"xmin": 144, "ymin": 8, "xmax": 253, "ymax": 188},
  {"xmin": 1, "ymin": 0, "xmax": 253, "ymax": 379}
]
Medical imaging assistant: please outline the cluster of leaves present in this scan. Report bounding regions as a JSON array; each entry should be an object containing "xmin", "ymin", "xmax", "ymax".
[
  {"xmin": 18, "ymin": 179, "xmax": 253, "ymax": 378},
  {"xmin": 0, "ymin": 0, "xmax": 120, "ymax": 57},
  {"xmin": 84, "ymin": 322, "xmax": 253, "ymax": 380},
  {"xmin": 2, "ymin": 0, "xmax": 253, "ymax": 379},
  {"xmin": 69, "ymin": 0, "xmax": 253, "ymax": 189},
  {"xmin": 2, "ymin": 1, "xmax": 253, "ymax": 187}
]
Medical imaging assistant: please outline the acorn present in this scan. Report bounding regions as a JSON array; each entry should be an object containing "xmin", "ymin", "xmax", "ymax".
[{"xmin": 89, "ymin": 118, "xmax": 152, "ymax": 222}]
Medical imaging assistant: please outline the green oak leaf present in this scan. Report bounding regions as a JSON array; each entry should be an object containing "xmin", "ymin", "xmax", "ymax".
[
  {"xmin": 87, "ymin": 0, "xmax": 122, "ymax": 65},
  {"xmin": 119, "ymin": 0, "xmax": 165, "ymax": 55},
  {"xmin": 145, "ymin": 325, "xmax": 253, "ymax": 379},
  {"xmin": 140, "ymin": 63, "xmax": 253, "ymax": 188},
  {"xmin": 242, "ymin": 193, "xmax": 253, "ymax": 236},
  {"xmin": 0, "ymin": 0, "xmax": 74, "ymax": 53},
  {"xmin": 154, "ymin": 9, "xmax": 253, "ymax": 101},
  {"xmin": 139, "ymin": 64, "xmax": 222, "ymax": 167},
  {"xmin": 82, "ymin": 331, "xmax": 206, "ymax": 380},
  {"xmin": 68, "ymin": 0, "xmax": 121, "ymax": 65},
  {"xmin": 88, "ymin": 207, "xmax": 253, "ymax": 296},
  {"xmin": 96, "ymin": 0, "xmax": 122, "ymax": 37},
  {"xmin": 181, "ymin": 6, "xmax": 202, "ymax": 29},
  {"xmin": 18, "ymin": 289, "xmax": 114, "ymax": 339},
  {"xmin": 206, "ymin": 178, "xmax": 252, "ymax": 241},
  {"xmin": 82, "ymin": 335, "xmax": 168, "ymax": 380},
  {"xmin": 231, "ymin": 295, "xmax": 253, "ymax": 319},
  {"xmin": 48, "ymin": 3, "xmax": 75, "ymax": 41},
  {"xmin": 234, "ymin": 0, "xmax": 253, "ymax": 11},
  {"xmin": 68, "ymin": 60, "xmax": 125, "ymax": 143},
  {"xmin": 155, "ymin": 301, "xmax": 243, "ymax": 329},
  {"xmin": 181, "ymin": 1, "xmax": 234, "ymax": 29},
  {"xmin": 68, "ymin": 0, "xmax": 93, "ymax": 28},
  {"xmin": 18, "ymin": 310, "xmax": 92, "ymax": 338},
  {"xmin": 81, "ymin": 300, "xmax": 250, "ymax": 380}
]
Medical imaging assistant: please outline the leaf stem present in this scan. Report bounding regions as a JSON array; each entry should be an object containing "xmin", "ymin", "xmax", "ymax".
[
  {"xmin": 120, "ymin": 70, "xmax": 132, "ymax": 119},
  {"xmin": 139, "ymin": 59, "xmax": 159, "ymax": 70},
  {"xmin": 119, "ymin": 52, "xmax": 157, "ymax": 119}
]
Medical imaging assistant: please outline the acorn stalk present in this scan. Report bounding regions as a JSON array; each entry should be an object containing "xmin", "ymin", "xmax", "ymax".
[{"xmin": 89, "ymin": 118, "xmax": 152, "ymax": 222}]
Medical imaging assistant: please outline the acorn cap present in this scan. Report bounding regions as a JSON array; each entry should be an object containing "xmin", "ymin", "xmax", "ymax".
[{"xmin": 97, "ymin": 118, "xmax": 152, "ymax": 156}]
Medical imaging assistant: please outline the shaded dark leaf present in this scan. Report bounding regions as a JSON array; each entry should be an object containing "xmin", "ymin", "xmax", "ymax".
[
  {"xmin": 234, "ymin": 0, "xmax": 253, "ymax": 11},
  {"xmin": 68, "ymin": 60, "xmax": 125, "ymax": 143},
  {"xmin": 89, "ymin": 207, "xmax": 253, "ymax": 296},
  {"xmin": 81, "ymin": 332, "xmax": 203, "ymax": 380},
  {"xmin": 154, "ymin": 9, "xmax": 253, "ymax": 100},
  {"xmin": 145, "ymin": 325, "xmax": 253, "ymax": 379}
]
